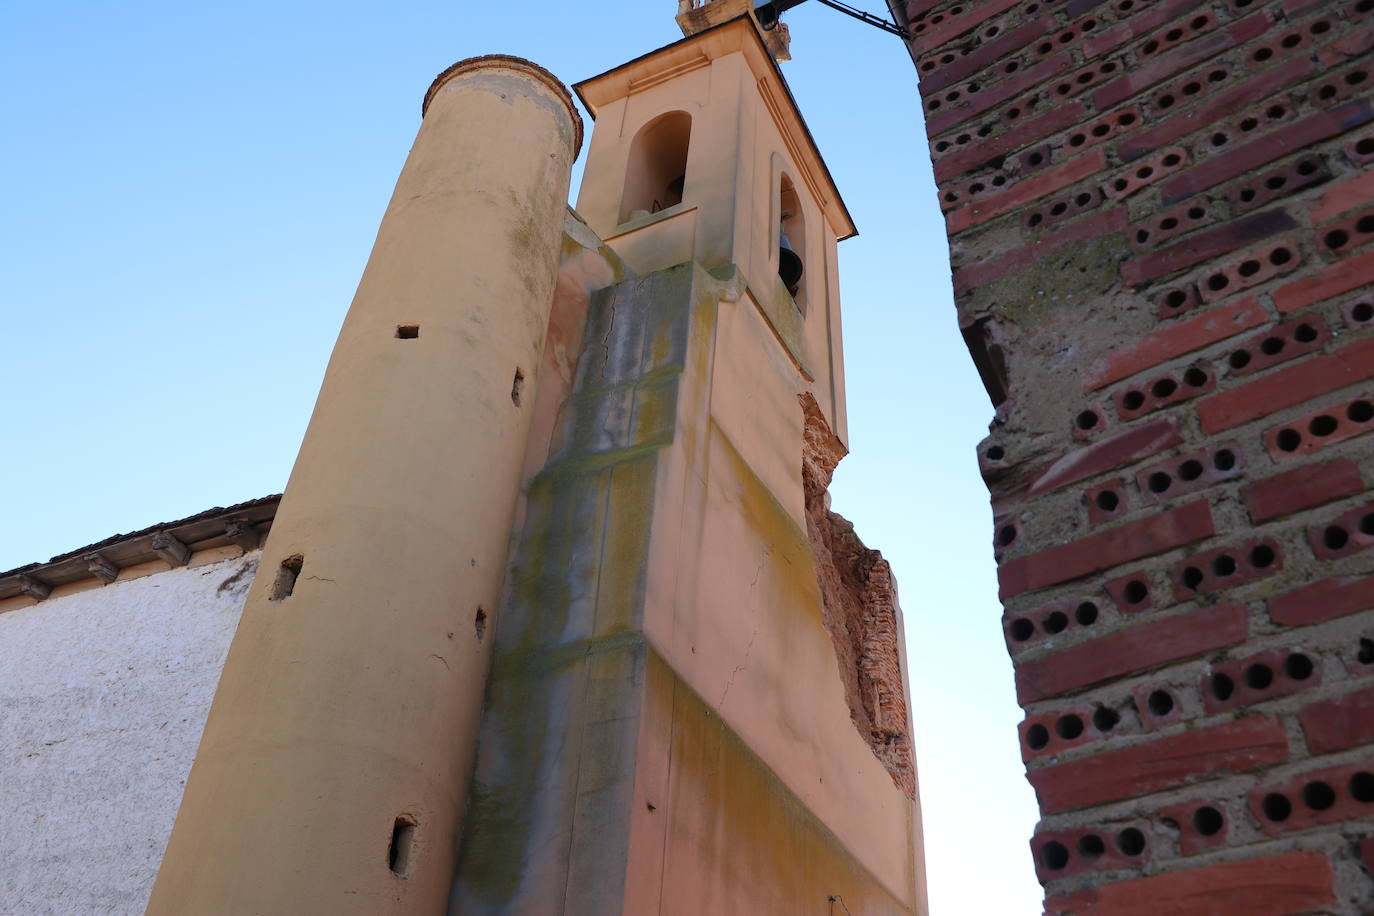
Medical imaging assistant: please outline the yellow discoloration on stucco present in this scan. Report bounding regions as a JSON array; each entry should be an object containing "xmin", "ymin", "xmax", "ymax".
[{"xmin": 641, "ymin": 648, "xmax": 913, "ymax": 915}]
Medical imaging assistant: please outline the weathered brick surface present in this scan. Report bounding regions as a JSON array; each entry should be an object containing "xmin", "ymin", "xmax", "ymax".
[{"xmin": 905, "ymin": 0, "xmax": 1374, "ymax": 903}]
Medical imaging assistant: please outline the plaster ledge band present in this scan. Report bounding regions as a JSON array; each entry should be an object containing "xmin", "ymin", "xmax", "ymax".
[{"xmin": 422, "ymin": 53, "xmax": 585, "ymax": 157}]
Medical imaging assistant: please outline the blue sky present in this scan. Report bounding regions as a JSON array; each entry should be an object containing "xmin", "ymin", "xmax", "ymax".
[{"xmin": 1, "ymin": 2, "xmax": 1040, "ymax": 910}]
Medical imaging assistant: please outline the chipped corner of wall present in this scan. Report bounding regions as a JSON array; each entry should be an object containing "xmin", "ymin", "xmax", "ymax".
[{"xmin": 799, "ymin": 392, "xmax": 916, "ymax": 799}]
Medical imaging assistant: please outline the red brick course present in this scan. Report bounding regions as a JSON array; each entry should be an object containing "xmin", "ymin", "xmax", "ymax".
[
  {"xmin": 1028, "ymin": 715, "xmax": 1289, "ymax": 813},
  {"xmin": 1244, "ymin": 460, "xmax": 1365, "ymax": 521}
]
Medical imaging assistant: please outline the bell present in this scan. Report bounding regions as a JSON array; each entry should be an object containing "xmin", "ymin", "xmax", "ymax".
[{"xmin": 778, "ymin": 230, "xmax": 804, "ymax": 297}]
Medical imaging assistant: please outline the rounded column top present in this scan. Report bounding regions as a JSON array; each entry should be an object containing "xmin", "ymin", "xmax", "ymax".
[{"xmin": 422, "ymin": 54, "xmax": 584, "ymax": 157}]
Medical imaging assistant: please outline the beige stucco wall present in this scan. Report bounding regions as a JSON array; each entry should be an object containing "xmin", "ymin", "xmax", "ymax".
[{"xmin": 0, "ymin": 552, "xmax": 256, "ymax": 915}]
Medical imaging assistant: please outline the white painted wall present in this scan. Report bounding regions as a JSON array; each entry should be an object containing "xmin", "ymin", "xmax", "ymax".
[{"xmin": 0, "ymin": 553, "xmax": 256, "ymax": 915}]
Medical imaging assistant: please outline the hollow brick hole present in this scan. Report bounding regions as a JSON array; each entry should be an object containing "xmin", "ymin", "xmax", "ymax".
[
  {"xmin": 1116, "ymin": 828, "xmax": 1146, "ymax": 856},
  {"xmin": 1193, "ymin": 805, "xmax": 1224, "ymax": 836},
  {"xmin": 1147, "ymin": 689, "xmax": 1174, "ymax": 717}
]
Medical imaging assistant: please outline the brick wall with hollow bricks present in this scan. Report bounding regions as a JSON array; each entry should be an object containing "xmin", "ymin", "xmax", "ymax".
[{"xmin": 904, "ymin": 0, "xmax": 1374, "ymax": 909}]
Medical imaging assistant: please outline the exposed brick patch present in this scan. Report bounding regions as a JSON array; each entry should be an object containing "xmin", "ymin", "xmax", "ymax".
[
  {"xmin": 999, "ymin": 500, "xmax": 1214, "ymax": 599},
  {"xmin": 800, "ymin": 394, "xmax": 914, "ymax": 797},
  {"xmin": 1028, "ymin": 715, "xmax": 1289, "ymax": 813},
  {"xmin": 1043, "ymin": 851, "xmax": 1335, "ymax": 915},
  {"xmin": 1270, "ymin": 575, "xmax": 1374, "ymax": 627},
  {"xmin": 1015, "ymin": 602, "xmax": 1248, "ymax": 704},
  {"xmin": 1244, "ymin": 460, "xmax": 1365, "ymax": 522},
  {"xmin": 1300, "ymin": 685, "xmax": 1374, "ymax": 754},
  {"xmin": 1196, "ymin": 334, "xmax": 1374, "ymax": 433}
]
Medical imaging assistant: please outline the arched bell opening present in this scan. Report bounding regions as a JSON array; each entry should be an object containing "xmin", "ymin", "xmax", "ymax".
[
  {"xmin": 779, "ymin": 173, "xmax": 808, "ymax": 313},
  {"xmin": 619, "ymin": 111, "xmax": 692, "ymax": 224}
]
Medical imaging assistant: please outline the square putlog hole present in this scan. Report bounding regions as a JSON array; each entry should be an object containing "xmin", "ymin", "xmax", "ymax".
[
  {"xmin": 396, "ymin": 324, "xmax": 420, "ymax": 339},
  {"xmin": 269, "ymin": 554, "xmax": 304, "ymax": 601}
]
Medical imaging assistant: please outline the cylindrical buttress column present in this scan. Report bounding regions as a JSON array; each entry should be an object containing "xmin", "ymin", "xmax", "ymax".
[{"xmin": 147, "ymin": 56, "xmax": 582, "ymax": 915}]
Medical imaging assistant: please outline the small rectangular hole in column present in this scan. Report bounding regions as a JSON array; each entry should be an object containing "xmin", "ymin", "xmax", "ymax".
[
  {"xmin": 269, "ymin": 554, "xmax": 303, "ymax": 601},
  {"xmin": 396, "ymin": 324, "xmax": 420, "ymax": 339},
  {"xmin": 511, "ymin": 367, "xmax": 525, "ymax": 406},
  {"xmin": 388, "ymin": 815, "xmax": 417, "ymax": 877}
]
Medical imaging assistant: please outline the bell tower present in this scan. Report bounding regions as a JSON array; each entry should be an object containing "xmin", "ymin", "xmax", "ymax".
[
  {"xmin": 451, "ymin": 12, "xmax": 927, "ymax": 915},
  {"xmin": 573, "ymin": 12, "xmax": 855, "ymax": 439}
]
